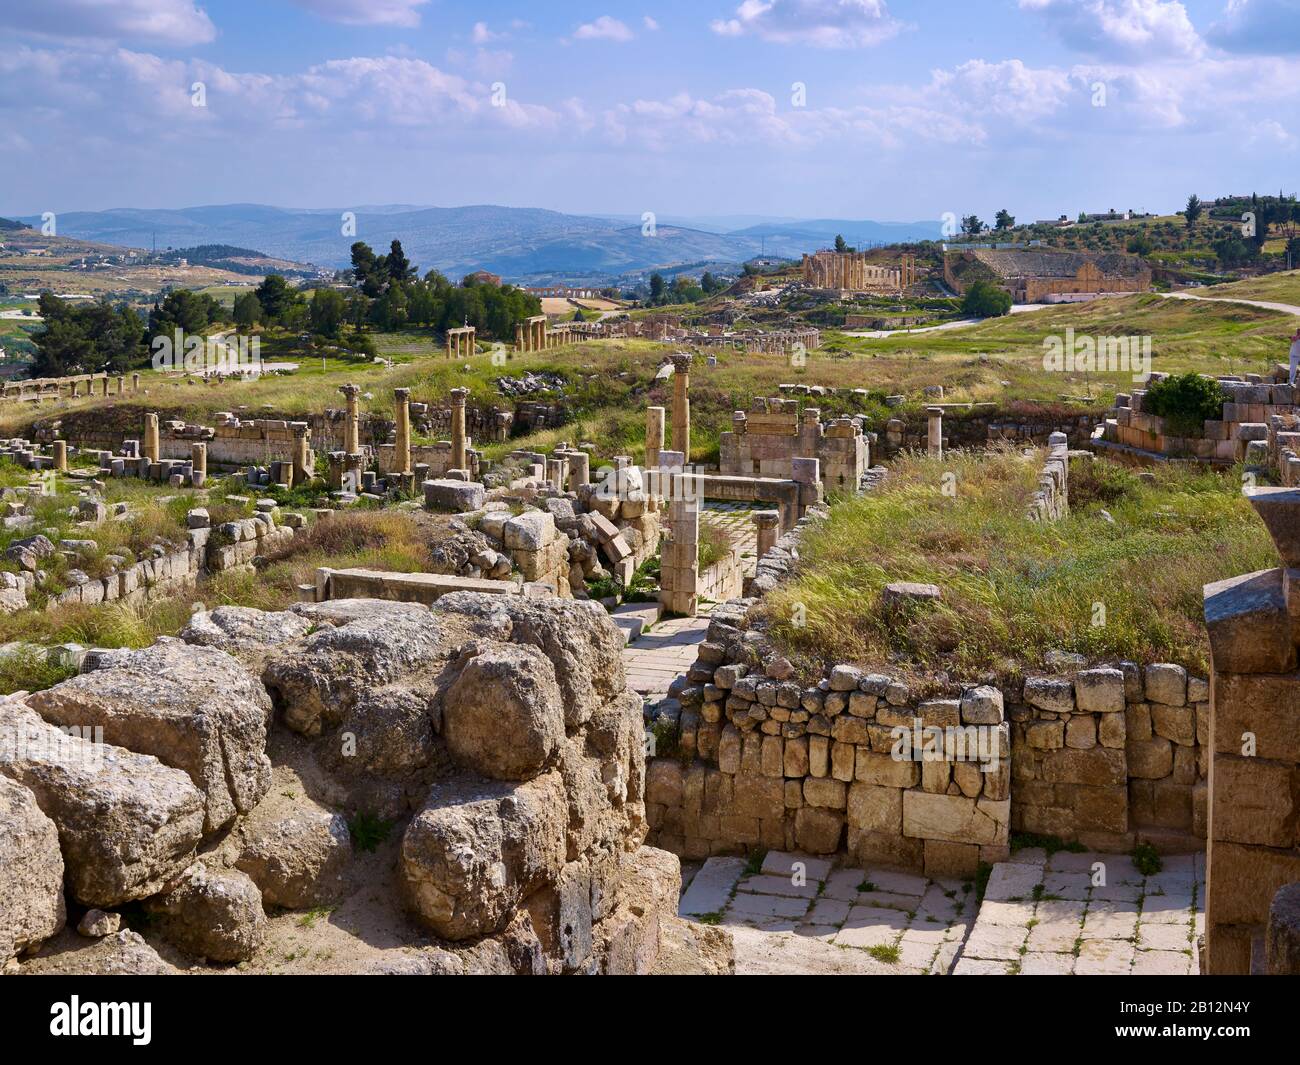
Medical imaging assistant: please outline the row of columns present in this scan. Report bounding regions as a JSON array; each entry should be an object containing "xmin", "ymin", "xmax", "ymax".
[
  {"xmin": 446, "ymin": 326, "xmax": 476, "ymax": 359},
  {"xmin": 515, "ymin": 316, "xmax": 548, "ymax": 352}
]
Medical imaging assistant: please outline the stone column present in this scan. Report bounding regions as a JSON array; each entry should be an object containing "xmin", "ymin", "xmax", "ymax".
[
  {"xmin": 659, "ymin": 472, "xmax": 700, "ymax": 617},
  {"xmin": 450, "ymin": 387, "xmax": 469, "ymax": 473},
  {"xmin": 561, "ymin": 449, "xmax": 588, "ymax": 490},
  {"xmin": 671, "ymin": 353, "xmax": 692, "ymax": 461},
  {"xmin": 340, "ymin": 383, "xmax": 361, "ymax": 454},
  {"xmin": 291, "ymin": 423, "xmax": 312, "ymax": 486},
  {"xmin": 52, "ymin": 440, "xmax": 67, "ymax": 473},
  {"xmin": 190, "ymin": 442, "xmax": 207, "ymax": 487},
  {"xmin": 927, "ymin": 406, "xmax": 944, "ymax": 458},
  {"xmin": 1203, "ymin": 488, "xmax": 1300, "ymax": 973},
  {"xmin": 70, "ymin": 380, "xmax": 79, "ymax": 399},
  {"xmin": 393, "ymin": 388, "xmax": 412, "ymax": 474},
  {"xmin": 143, "ymin": 413, "xmax": 160, "ymax": 462},
  {"xmin": 515, "ymin": 323, "xmax": 525, "ymax": 352},
  {"xmin": 100, "ymin": 377, "xmax": 109, "ymax": 397},
  {"xmin": 132, "ymin": 373, "xmax": 140, "ymax": 391},
  {"xmin": 754, "ymin": 510, "xmax": 781, "ymax": 560},
  {"xmin": 646, "ymin": 406, "xmax": 665, "ymax": 470}
]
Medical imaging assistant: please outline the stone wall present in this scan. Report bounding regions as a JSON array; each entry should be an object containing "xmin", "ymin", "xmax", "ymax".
[
  {"xmin": 719, "ymin": 397, "xmax": 869, "ymax": 492},
  {"xmin": 883, "ymin": 406, "xmax": 1101, "ymax": 457},
  {"xmin": 1202, "ymin": 488, "xmax": 1300, "ymax": 973},
  {"xmin": 1014, "ymin": 664, "xmax": 1208, "ymax": 848},
  {"xmin": 1026, "ymin": 434, "xmax": 1070, "ymax": 521},
  {"xmin": 1096, "ymin": 369, "xmax": 1297, "ymax": 466},
  {"xmin": 646, "ymin": 499, "xmax": 1210, "ymax": 875}
]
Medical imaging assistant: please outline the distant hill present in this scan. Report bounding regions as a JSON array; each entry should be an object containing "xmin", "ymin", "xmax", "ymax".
[
  {"xmin": 13, "ymin": 204, "xmax": 946, "ymax": 282},
  {"xmin": 0, "ymin": 217, "xmax": 30, "ymax": 231},
  {"xmin": 155, "ymin": 244, "xmax": 315, "ymax": 277}
]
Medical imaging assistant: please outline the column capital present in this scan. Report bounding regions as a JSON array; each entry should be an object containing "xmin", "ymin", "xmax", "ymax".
[{"xmin": 394, "ymin": 387, "xmax": 411, "ymax": 402}]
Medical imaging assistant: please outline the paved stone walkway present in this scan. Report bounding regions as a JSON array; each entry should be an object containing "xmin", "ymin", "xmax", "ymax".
[
  {"xmin": 679, "ymin": 851, "xmax": 975, "ymax": 975},
  {"xmin": 623, "ymin": 612, "xmax": 710, "ymax": 696},
  {"xmin": 702, "ymin": 501, "xmax": 760, "ymax": 577},
  {"xmin": 675, "ymin": 848, "xmax": 1205, "ymax": 975},
  {"xmin": 953, "ymin": 850, "xmax": 1203, "ymax": 975}
]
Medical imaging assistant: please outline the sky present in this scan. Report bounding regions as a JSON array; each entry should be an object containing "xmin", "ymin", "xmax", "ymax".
[{"xmin": 1, "ymin": 0, "xmax": 1298, "ymax": 224}]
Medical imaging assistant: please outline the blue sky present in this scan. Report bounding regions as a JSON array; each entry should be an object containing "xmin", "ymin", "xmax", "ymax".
[{"xmin": 1, "ymin": 0, "xmax": 1298, "ymax": 223}]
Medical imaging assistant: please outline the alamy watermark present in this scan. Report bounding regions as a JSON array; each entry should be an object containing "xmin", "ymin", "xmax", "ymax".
[
  {"xmin": 890, "ymin": 718, "xmax": 1005, "ymax": 772},
  {"xmin": 1042, "ymin": 327, "xmax": 1151, "ymax": 383},
  {"xmin": 151, "ymin": 329, "xmax": 262, "ymax": 374}
]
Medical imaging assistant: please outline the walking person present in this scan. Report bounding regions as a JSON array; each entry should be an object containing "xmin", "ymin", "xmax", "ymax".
[{"xmin": 1291, "ymin": 325, "xmax": 1300, "ymax": 386}]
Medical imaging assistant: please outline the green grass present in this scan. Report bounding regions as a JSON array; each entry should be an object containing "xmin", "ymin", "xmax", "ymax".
[
  {"xmin": 760, "ymin": 447, "xmax": 1275, "ymax": 680},
  {"xmin": 347, "ymin": 812, "xmax": 394, "ymax": 852},
  {"xmin": 1133, "ymin": 842, "xmax": 1163, "ymax": 877},
  {"xmin": 867, "ymin": 944, "xmax": 901, "ymax": 963},
  {"xmin": 1190, "ymin": 269, "xmax": 1300, "ymax": 307}
]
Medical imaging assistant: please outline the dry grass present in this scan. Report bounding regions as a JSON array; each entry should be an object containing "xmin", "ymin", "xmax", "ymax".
[{"xmin": 761, "ymin": 447, "xmax": 1276, "ymax": 681}]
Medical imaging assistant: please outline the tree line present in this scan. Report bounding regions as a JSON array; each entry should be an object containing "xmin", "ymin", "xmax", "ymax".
[{"xmin": 28, "ymin": 237, "xmax": 545, "ymax": 377}]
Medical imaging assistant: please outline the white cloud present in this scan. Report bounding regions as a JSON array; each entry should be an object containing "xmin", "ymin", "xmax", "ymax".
[
  {"xmin": 644, "ymin": 16, "xmax": 661, "ymax": 31},
  {"xmin": 1018, "ymin": 0, "xmax": 1204, "ymax": 59},
  {"xmin": 709, "ymin": 0, "xmax": 905, "ymax": 48},
  {"xmin": 288, "ymin": 0, "xmax": 430, "ymax": 29},
  {"xmin": 0, "ymin": 0, "xmax": 215, "ymax": 47},
  {"xmin": 1207, "ymin": 0, "xmax": 1300, "ymax": 55},
  {"xmin": 573, "ymin": 16, "xmax": 636, "ymax": 42},
  {"xmin": 0, "ymin": 46, "xmax": 563, "ymax": 141},
  {"xmin": 471, "ymin": 22, "xmax": 497, "ymax": 44},
  {"xmin": 1248, "ymin": 117, "xmax": 1297, "ymax": 145}
]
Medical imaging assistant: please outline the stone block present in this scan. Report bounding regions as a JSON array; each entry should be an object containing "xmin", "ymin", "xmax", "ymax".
[
  {"xmin": 846, "ymin": 782, "xmax": 902, "ymax": 833},
  {"xmin": 1151, "ymin": 703, "xmax": 1195, "ymax": 747},
  {"xmin": 803, "ymin": 778, "xmax": 847, "ymax": 810},
  {"xmin": 855, "ymin": 750, "xmax": 919, "ymax": 788},
  {"xmin": 1075, "ymin": 668, "xmax": 1125, "ymax": 713},
  {"xmin": 1203, "ymin": 569, "xmax": 1298, "ymax": 674},
  {"xmin": 901, "ymin": 792, "xmax": 1009, "ymax": 846},
  {"xmin": 794, "ymin": 807, "xmax": 844, "ymax": 854},
  {"xmin": 1024, "ymin": 676, "xmax": 1075, "ymax": 713},
  {"xmin": 1210, "ymin": 755, "xmax": 1298, "ymax": 848},
  {"xmin": 1126, "ymin": 737, "xmax": 1173, "ymax": 780},
  {"xmin": 1212, "ymin": 672, "xmax": 1300, "ymax": 763},
  {"xmin": 1144, "ymin": 663, "xmax": 1188, "ymax": 707}
]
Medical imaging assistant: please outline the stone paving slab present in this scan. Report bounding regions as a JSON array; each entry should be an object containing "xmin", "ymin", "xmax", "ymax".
[
  {"xmin": 679, "ymin": 856, "xmax": 747, "ymax": 918},
  {"xmin": 761, "ymin": 851, "xmax": 833, "ymax": 881},
  {"xmin": 954, "ymin": 851, "xmax": 1204, "ymax": 976},
  {"xmin": 677, "ymin": 854, "xmax": 975, "ymax": 975}
]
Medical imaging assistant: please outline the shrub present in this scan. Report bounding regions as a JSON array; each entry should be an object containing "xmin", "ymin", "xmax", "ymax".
[
  {"xmin": 961, "ymin": 280, "xmax": 1012, "ymax": 318},
  {"xmin": 1143, "ymin": 372, "xmax": 1227, "ymax": 437},
  {"xmin": 698, "ymin": 521, "xmax": 735, "ymax": 571}
]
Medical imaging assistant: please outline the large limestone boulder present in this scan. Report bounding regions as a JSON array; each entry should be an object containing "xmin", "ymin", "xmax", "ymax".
[
  {"xmin": 231, "ymin": 789, "xmax": 352, "ymax": 909},
  {"xmin": 17, "ymin": 929, "xmax": 180, "ymax": 975},
  {"xmin": 443, "ymin": 645, "xmax": 565, "ymax": 780},
  {"xmin": 0, "ymin": 776, "xmax": 65, "ymax": 963},
  {"xmin": 145, "ymin": 864, "xmax": 266, "ymax": 963},
  {"xmin": 400, "ymin": 772, "xmax": 568, "ymax": 941},
  {"xmin": 28, "ymin": 639, "xmax": 272, "ymax": 833},
  {"xmin": 0, "ymin": 701, "xmax": 204, "ymax": 907},
  {"xmin": 434, "ymin": 593, "xmax": 626, "ymax": 729},
  {"xmin": 265, "ymin": 599, "xmax": 445, "ymax": 736},
  {"xmin": 180, "ymin": 605, "xmax": 312, "ymax": 667}
]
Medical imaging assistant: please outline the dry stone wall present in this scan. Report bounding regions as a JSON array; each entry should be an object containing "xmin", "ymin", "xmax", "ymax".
[{"xmin": 646, "ymin": 501, "xmax": 1210, "ymax": 876}]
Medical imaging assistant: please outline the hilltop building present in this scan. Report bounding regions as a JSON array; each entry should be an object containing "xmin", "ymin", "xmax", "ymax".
[{"xmin": 943, "ymin": 247, "xmax": 1152, "ymax": 304}]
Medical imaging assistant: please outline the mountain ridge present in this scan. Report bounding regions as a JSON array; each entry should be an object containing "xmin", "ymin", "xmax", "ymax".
[{"xmin": 12, "ymin": 204, "xmax": 945, "ymax": 282}]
